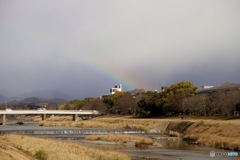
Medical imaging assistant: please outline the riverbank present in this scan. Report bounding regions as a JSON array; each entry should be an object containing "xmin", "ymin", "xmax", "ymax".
[
  {"xmin": 25, "ymin": 115, "xmax": 240, "ymax": 151},
  {"xmin": 0, "ymin": 134, "xmax": 130, "ymax": 160},
  {"xmin": 165, "ymin": 119, "xmax": 240, "ymax": 151}
]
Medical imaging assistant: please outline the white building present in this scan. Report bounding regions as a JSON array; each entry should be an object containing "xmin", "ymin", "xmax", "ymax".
[
  {"xmin": 202, "ymin": 85, "xmax": 214, "ymax": 89},
  {"xmin": 100, "ymin": 84, "xmax": 123, "ymax": 99},
  {"xmin": 110, "ymin": 84, "xmax": 122, "ymax": 94}
]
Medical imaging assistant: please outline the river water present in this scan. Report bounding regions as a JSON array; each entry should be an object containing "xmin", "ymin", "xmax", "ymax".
[{"xmin": 0, "ymin": 120, "xmax": 239, "ymax": 160}]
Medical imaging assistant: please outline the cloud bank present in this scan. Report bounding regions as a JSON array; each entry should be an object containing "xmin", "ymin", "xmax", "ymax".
[{"xmin": 0, "ymin": 0, "xmax": 240, "ymax": 98}]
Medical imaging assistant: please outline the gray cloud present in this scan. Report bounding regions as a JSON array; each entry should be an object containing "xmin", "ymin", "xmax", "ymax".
[{"xmin": 0, "ymin": 0, "xmax": 240, "ymax": 98}]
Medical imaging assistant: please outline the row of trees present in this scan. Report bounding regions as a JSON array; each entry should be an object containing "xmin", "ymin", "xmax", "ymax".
[
  {"xmin": 59, "ymin": 81, "xmax": 240, "ymax": 117},
  {"xmin": 137, "ymin": 81, "xmax": 198, "ymax": 116},
  {"xmin": 183, "ymin": 88, "xmax": 240, "ymax": 116},
  {"xmin": 59, "ymin": 92, "xmax": 137, "ymax": 115}
]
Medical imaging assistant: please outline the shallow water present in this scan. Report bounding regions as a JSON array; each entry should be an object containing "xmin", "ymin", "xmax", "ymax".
[{"xmin": 73, "ymin": 139, "xmax": 239, "ymax": 160}]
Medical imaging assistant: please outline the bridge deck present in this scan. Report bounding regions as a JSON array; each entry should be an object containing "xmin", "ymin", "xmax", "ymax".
[{"xmin": 0, "ymin": 110, "xmax": 99, "ymax": 115}]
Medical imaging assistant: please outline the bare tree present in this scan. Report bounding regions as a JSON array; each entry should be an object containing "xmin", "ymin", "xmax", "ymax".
[
  {"xmin": 112, "ymin": 93, "xmax": 137, "ymax": 115},
  {"xmin": 82, "ymin": 99, "xmax": 108, "ymax": 113}
]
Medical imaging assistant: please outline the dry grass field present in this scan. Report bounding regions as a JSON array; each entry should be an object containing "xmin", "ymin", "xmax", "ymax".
[
  {"xmin": 37, "ymin": 115, "xmax": 164, "ymax": 131},
  {"xmin": 0, "ymin": 134, "xmax": 130, "ymax": 160},
  {"xmin": 84, "ymin": 134, "xmax": 154, "ymax": 147}
]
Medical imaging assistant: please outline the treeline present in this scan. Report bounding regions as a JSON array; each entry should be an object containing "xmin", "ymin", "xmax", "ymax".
[
  {"xmin": 60, "ymin": 81, "xmax": 240, "ymax": 117},
  {"xmin": 183, "ymin": 85, "xmax": 240, "ymax": 116}
]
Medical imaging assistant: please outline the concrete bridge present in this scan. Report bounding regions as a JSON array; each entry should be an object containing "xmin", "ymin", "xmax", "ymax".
[{"xmin": 0, "ymin": 109, "xmax": 100, "ymax": 125}]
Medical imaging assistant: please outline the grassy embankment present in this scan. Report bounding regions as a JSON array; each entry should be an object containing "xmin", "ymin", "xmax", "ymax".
[
  {"xmin": 0, "ymin": 134, "xmax": 130, "ymax": 160},
  {"xmin": 165, "ymin": 118, "xmax": 240, "ymax": 151},
  {"xmin": 27, "ymin": 115, "xmax": 240, "ymax": 151}
]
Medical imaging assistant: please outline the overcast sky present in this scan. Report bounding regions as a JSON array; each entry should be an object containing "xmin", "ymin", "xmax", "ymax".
[{"xmin": 0, "ymin": 0, "xmax": 240, "ymax": 99}]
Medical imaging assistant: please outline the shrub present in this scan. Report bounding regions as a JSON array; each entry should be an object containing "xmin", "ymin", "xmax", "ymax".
[
  {"xmin": 135, "ymin": 139, "xmax": 153, "ymax": 148},
  {"xmin": 168, "ymin": 131, "xmax": 181, "ymax": 137},
  {"xmin": 35, "ymin": 150, "xmax": 48, "ymax": 160}
]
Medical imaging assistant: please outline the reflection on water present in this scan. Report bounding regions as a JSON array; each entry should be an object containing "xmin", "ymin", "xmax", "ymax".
[{"xmin": 1, "ymin": 119, "xmax": 239, "ymax": 160}]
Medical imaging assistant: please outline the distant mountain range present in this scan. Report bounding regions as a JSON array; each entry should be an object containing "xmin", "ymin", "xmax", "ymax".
[
  {"xmin": 0, "ymin": 96, "xmax": 67, "ymax": 108},
  {"xmin": 17, "ymin": 90, "xmax": 71, "ymax": 100},
  {"xmin": 0, "ymin": 89, "xmax": 71, "ymax": 106},
  {"xmin": 9, "ymin": 97, "xmax": 67, "ymax": 107}
]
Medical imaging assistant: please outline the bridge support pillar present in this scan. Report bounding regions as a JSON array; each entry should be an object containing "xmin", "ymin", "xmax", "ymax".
[
  {"xmin": 73, "ymin": 114, "xmax": 78, "ymax": 121},
  {"xmin": 2, "ymin": 114, "xmax": 6, "ymax": 125},
  {"xmin": 42, "ymin": 114, "xmax": 46, "ymax": 121}
]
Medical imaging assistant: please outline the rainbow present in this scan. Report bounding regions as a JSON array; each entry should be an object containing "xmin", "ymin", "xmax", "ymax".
[{"xmin": 68, "ymin": 49, "xmax": 146, "ymax": 91}]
